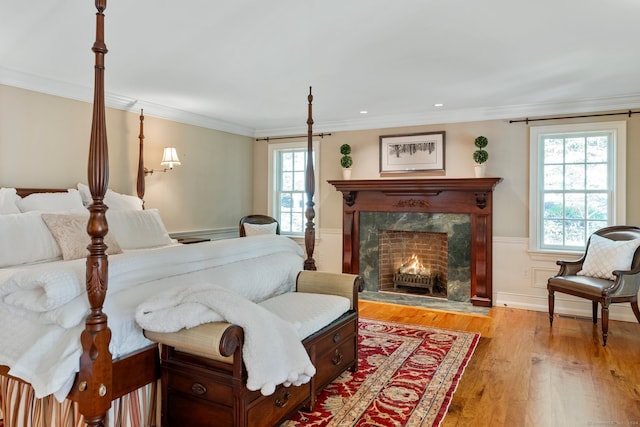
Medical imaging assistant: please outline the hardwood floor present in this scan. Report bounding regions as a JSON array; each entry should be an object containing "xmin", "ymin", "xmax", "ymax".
[{"xmin": 358, "ymin": 300, "xmax": 640, "ymax": 427}]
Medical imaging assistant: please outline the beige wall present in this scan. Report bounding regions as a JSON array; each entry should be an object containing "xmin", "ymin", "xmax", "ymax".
[
  {"xmin": 4, "ymin": 83, "xmax": 640, "ymax": 320},
  {"xmin": 252, "ymin": 112, "xmax": 640, "ymax": 321},
  {"xmin": 253, "ymin": 114, "xmax": 640, "ymax": 238},
  {"xmin": 5, "ymin": 82, "xmax": 637, "ymax": 238},
  {"xmin": 0, "ymin": 84, "xmax": 254, "ymax": 234}
]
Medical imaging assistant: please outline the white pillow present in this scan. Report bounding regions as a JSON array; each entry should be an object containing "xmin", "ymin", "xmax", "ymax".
[
  {"xmin": 577, "ymin": 234, "xmax": 640, "ymax": 280},
  {"xmin": 0, "ymin": 188, "xmax": 20, "ymax": 214},
  {"xmin": 17, "ymin": 189, "xmax": 85, "ymax": 213},
  {"xmin": 41, "ymin": 213, "xmax": 123, "ymax": 261},
  {"xmin": 77, "ymin": 183, "xmax": 93, "ymax": 205},
  {"xmin": 107, "ymin": 209, "xmax": 173, "ymax": 249},
  {"xmin": 105, "ymin": 190, "xmax": 144, "ymax": 211},
  {"xmin": 243, "ymin": 222, "xmax": 278, "ymax": 236},
  {"xmin": 77, "ymin": 183, "xmax": 143, "ymax": 211},
  {"xmin": 0, "ymin": 212, "xmax": 62, "ymax": 267}
]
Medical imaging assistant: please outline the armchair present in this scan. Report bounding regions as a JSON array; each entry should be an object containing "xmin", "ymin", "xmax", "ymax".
[{"xmin": 547, "ymin": 225, "xmax": 640, "ymax": 346}]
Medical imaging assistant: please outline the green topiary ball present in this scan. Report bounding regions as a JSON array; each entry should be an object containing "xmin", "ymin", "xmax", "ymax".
[
  {"xmin": 340, "ymin": 144, "xmax": 352, "ymax": 155},
  {"xmin": 341, "ymin": 156, "xmax": 353, "ymax": 168},
  {"xmin": 473, "ymin": 150, "xmax": 488, "ymax": 164},
  {"xmin": 474, "ymin": 136, "xmax": 488, "ymax": 149}
]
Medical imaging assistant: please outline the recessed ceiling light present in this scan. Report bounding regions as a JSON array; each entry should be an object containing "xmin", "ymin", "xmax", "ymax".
[
  {"xmin": 434, "ymin": 103, "xmax": 444, "ymax": 107},
  {"xmin": 360, "ymin": 110, "xmax": 368, "ymax": 114}
]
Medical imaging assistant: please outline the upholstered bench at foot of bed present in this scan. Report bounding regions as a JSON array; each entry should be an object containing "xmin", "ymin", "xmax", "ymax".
[{"xmin": 144, "ymin": 271, "xmax": 362, "ymax": 427}]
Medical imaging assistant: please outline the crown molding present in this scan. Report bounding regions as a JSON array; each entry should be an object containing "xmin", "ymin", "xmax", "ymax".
[
  {"xmin": 0, "ymin": 66, "xmax": 255, "ymax": 137},
  {"xmin": 3, "ymin": 66, "xmax": 640, "ymax": 139},
  {"xmin": 255, "ymin": 93, "xmax": 640, "ymax": 137}
]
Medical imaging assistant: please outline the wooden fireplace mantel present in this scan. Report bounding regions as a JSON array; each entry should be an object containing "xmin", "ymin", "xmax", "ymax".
[{"xmin": 328, "ymin": 178, "xmax": 503, "ymax": 307}]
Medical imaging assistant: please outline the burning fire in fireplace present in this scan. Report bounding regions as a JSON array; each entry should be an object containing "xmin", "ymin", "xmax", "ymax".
[
  {"xmin": 378, "ymin": 230, "xmax": 448, "ymax": 298},
  {"xmin": 399, "ymin": 254, "xmax": 429, "ymax": 276},
  {"xmin": 393, "ymin": 254, "xmax": 441, "ymax": 295}
]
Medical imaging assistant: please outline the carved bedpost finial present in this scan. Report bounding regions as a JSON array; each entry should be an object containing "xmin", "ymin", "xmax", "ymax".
[{"xmin": 304, "ymin": 86, "xmax": 317, "ymax": 270}]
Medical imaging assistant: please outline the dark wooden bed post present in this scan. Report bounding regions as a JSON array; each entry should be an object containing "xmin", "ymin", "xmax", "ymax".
[
  {"xmin": 78, "ymin": 1, "xmax": 113, "ymax": 426},
  {"xmin": 304, "ymin": 87, "xmax": 317, "ymax": 270},
  {"xmin": 136, "ymin": 109, "xmax": 145, "ymax": 203}
]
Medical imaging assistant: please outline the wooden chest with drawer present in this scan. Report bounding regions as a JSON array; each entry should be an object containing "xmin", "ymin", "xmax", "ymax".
[{"xmin": 159, "ymin": 312, "xmax": 358, "ymax": 427}]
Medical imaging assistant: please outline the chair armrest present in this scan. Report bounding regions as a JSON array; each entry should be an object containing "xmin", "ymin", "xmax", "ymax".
[
  {"xmin": 144, "ymin": 322, "xmax": 243, "ymax": 362},
  {"xmin": 555, "ymin": 259, "xmax": 584, "ymax": 276},
  {"xmin": 296, "ymin": 271, "xmax": 363, "ymax": 311},
  {"xmin": 610, "ymin": 267, "xmax": 640, "ymax": 297}
]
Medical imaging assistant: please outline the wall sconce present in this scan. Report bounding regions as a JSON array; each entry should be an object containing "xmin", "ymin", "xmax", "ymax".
[{"xmin": 145, "ymin": 147, "xmax": 181, "ymax": 176}]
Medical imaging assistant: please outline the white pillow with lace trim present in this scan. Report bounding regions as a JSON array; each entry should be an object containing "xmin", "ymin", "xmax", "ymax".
[{"xmin": 577, "ymin": 234, "xmax": 640, "ymax": 280}]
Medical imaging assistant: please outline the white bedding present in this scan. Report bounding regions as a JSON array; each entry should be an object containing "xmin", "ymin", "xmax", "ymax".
[{"xmin": 0, "ymin": 234, "xmax": 304, "ymax": 400}]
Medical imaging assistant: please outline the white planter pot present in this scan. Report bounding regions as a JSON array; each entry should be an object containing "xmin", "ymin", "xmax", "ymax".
[
  {"xmin": 342, "ymin": 168, "xmax": 352, "ymax": 180},
  {"xmin": 474, "ymin": 164, "xmax": 486, "ymax": 178}
]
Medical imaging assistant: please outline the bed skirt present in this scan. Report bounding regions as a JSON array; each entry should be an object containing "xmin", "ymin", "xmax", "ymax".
[{"xmin": 0, "ymin": 375, "xmax": 158, "ymax": 427}]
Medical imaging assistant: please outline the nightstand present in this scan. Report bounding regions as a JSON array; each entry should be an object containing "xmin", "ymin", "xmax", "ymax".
[{"xmin": 176, "ymin": 237, "xmax": 211, "ymax": 244}]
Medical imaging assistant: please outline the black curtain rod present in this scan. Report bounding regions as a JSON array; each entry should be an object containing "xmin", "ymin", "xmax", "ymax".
[
  {"xmin": 509, "ymin": 110, "xmax": 639, "ymax": 124},
  {"xmin": 256, "ymin": 132, "xmax": 332, "ymax": 142}
]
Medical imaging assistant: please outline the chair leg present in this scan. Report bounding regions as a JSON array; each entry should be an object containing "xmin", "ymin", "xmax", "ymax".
[
  {"xmin": 631, "ymin": 298, "xmax": 640, "ymax": 324},
  {"xmin": 592, "ymin": 301, "xmax": 598, "ymax": 324},
  {"xmin": 601, "ymin": 304, "xmax": 609, "ymax": 346},
  {"xmin": 548, "ymin": 289, "xmax": 555, "ymax": 326}
]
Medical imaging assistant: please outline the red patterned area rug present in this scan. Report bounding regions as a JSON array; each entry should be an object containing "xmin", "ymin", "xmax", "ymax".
[{"xmin": 282, "ymin": 318, "xmax": 480, "ymax": 427}]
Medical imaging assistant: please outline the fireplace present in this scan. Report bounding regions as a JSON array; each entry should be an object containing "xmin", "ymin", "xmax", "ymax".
[
  {"xmin": 361, "ymin": 212, "xmax": 471, "ymax": 302},
  {"xmin": 379, "ymin": 230, "xmax": 448, "ymax": 298},
  {"xmin": 329, "ymin": 178, "xmax": 502, "ymax": 307}
]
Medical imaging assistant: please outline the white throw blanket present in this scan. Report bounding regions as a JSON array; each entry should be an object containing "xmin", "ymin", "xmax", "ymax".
[{"xmin": 136, "ymin": 283, "xmax": 316, "ymax": 396}]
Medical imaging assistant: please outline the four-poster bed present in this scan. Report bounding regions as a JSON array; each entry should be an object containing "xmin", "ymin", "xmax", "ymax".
[{"xmin": 0, "ymin": 2, "xmax": 358, "ymax": 427}]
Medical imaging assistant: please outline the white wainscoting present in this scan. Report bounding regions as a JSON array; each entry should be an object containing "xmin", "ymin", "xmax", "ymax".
[
  {"xmin": 305, "ymin": 228, "xmax": 343, "ymax": 273},
  {"xmin": 314, "ymin": 232, "xmax": 638, "ymax": 323},
  {"xmin": 493, "ymin": 236, "xmax": 638, "ymax": 323}
]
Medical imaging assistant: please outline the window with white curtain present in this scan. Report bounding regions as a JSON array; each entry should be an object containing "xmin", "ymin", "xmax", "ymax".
[
  {"xmin": 268, "ymin": 141, "xmax": 319, "ymax": 236},
  {"xmin": 529, "ymin": 121, "xmax": 626, "ymax": 252}
]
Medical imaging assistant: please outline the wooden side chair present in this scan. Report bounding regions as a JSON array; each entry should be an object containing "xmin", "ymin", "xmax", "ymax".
[
  {"xmin": 239, "ymin": 214, "xmax": 280, "ymax": 237},
  {"xmin": 547, "ymin": 225, "xmax": 640, "ymax": 346}
]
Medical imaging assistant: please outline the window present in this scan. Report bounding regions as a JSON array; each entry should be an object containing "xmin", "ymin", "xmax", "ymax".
[
  {"xmin": 268, "ymin": 141, "xmax": 319, "ymax": 236},
  {"xmin": 529, "ymin": 121, "xmax": 626, "ymax": 252}
]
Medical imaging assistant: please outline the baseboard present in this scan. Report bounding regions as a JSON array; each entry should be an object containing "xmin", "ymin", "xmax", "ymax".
[{"xmin": 495, "ymin": 291, "xmax": 639, "ymax": 323}]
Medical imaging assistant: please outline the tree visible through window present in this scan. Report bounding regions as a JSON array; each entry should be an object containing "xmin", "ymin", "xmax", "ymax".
[
  {"xmin": 540, "ymin": 132, "xmax": 610, "ymax": 248},
  {"xmin": 530, "ymin": 121, "xmax": 626, "ymax": 252}
]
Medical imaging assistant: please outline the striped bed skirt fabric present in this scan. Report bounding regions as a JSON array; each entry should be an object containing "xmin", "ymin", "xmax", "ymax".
[{"xmin": 0, "ymin": 375, "xmax": 158, "ymax": 427}]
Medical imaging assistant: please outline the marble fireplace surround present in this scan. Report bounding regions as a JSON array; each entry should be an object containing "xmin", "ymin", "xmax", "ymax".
[
  {"xmin": 329, "ymin": 178, "xmax": 502, "ymax": 307},
  {"xmin": 363, "ymin": 213, "xmax": 470, "ymax": 302}
]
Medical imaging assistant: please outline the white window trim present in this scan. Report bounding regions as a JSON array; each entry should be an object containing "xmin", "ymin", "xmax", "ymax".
[
  {"xmin": 268, "ymin": 140, "xmax": 320, "ymax": 237},
  {"xmin": 528, "ymin": 120, "xmax": 626, "ymax": 254}
]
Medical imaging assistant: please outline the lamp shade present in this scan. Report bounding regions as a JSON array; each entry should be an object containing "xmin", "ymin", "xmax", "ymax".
[{"xmin": 160, "ymin": 147, "xmax": 181, "ymax": 169}]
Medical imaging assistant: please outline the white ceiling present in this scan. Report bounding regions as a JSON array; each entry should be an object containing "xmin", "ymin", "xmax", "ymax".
[{"xmin": 2, "ymin": 0, "xmax": 640, "ymax": 137}]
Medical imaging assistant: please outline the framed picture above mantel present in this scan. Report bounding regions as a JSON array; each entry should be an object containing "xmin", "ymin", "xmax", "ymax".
[{"xmin": 379, "ymin": 131, "xmax": 445, "ymax": 173}]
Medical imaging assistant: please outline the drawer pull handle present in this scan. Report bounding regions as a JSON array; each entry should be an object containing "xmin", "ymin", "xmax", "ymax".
[
  {"xmin": 333, "ymin": 332, "xmax": 341, "ymax": 343},
  {"xmin": 191, "ymin": 383, "xmax": 207, "ymax": 395},
  {"xmin": 275, "ymin": 390, "xmax": 291, "ymax": 408},
  {"xmin": 332, "ymin": 349, "xmax": 343, "ymax": 366}
]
